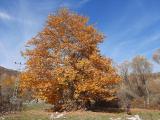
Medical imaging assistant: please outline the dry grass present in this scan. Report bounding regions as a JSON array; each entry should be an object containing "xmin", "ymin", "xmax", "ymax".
[{"xmin": 1, "ymin": 103, "xmax": 160, "ymax": 120}]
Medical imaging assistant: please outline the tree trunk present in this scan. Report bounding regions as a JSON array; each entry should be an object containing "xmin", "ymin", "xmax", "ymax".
[{"xmin": 145, "ymin": 85, "xmax": 150, "ymax": 107}]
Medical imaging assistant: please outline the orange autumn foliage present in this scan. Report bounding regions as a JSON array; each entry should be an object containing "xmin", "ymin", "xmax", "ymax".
[{"xmin": 20, "ymin": 8, "xmax": 120, "ymax": 110}]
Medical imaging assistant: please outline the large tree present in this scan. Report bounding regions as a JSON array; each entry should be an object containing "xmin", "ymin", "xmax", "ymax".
[{"xmin": 20, "ymin": 9, "xmax": 120, "ymax": 111}]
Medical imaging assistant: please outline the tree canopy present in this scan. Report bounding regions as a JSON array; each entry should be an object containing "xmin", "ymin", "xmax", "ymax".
[{"xmin": 20, "ymin": 9, "xmax": 120, "ymax": 111}]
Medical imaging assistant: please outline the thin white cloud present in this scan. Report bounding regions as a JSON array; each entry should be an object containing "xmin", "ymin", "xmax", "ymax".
[
  {"xmin": 104, "ymin": 12, "xmax": 160, "ymax": 62},
  {"xmin": 60, "ymin": 0, "xmax": 91, "ymax": 9},
  {"xmin": 0, "ymin": 40, "xmax": 10, "ymax": 63},
  {"xmin": 78, "ymin": 0, "xmax": 91, "ymax": 6},
  {"xmin": 0, "ymin": 11, "xmax": 12, "ymax": 20},
  {"xmin": 60, "ymin": 2, "xmax": 72, "ymax": 8}
]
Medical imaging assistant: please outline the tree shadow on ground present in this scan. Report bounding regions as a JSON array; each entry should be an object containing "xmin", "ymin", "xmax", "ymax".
[
  {"xmin": 87, "ymin": 100, "xmax": 125, "ymax": 113},
  {"xmin": 88, "ymin": 107, "xmax": 125, "ymax": 113}
]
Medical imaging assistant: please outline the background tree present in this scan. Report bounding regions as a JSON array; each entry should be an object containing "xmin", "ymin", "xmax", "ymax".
[
  {"xmin": 20, "ymin": 8, "xmax": 120, "ymax": 111},
  {"xmin": 131, "ymin": 55, "xmax": 152, "ymax": 107},
  {"xmin": 117, "ymin": 50, "xmax": 160, "ymax": 109},
  {"xmin": 118, "ymin": 61, "xmax": 130, "ymax": 86},
  {"xmin": 153, "ymin": 49, "xmax": 160, "ymax": 64},
  {"xmin": 118, "ymin": 61, "xmax": 133, "ymax": 107},
  {"xmin": 0, "ymin": 74, "xmax": 20, "ymax": 112},
  {"xmin": 0, "ymin": 74, "xmax": 16, "ymax": 99}
]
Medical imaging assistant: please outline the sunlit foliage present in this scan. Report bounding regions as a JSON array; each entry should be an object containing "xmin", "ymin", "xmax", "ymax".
[{"xmin": 20, "ymin": 9, "xmax": 120, "ymax": 111}]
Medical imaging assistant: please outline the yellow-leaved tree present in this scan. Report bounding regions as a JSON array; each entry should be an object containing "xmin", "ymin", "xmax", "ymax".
[{"xmin": 20, "ymin": 8, "xmax": 120, "ymax": 111}]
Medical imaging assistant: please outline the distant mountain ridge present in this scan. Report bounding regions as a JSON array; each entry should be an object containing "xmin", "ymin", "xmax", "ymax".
[{"xmin": 0, "ymin": 66, "xmax": 19, "ymax": 77}]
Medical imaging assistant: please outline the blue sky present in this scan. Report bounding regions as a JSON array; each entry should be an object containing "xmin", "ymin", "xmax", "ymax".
[{"xmin": 0, "ymin": 0, "xmax": 160, "ymax": 71}]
